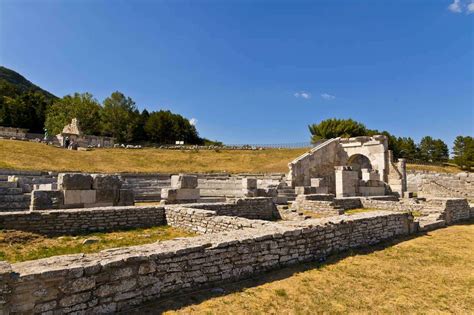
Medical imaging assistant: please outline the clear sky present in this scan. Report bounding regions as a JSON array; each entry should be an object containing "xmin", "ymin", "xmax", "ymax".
[{"xmin": 1, "ymin": 0, "xmax": 473, "ymax": 146}]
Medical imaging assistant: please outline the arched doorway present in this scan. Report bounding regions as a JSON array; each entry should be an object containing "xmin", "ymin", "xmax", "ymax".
[{"xmin": 347, "ymin": 154, "xmax": 372, "ymax": 179}]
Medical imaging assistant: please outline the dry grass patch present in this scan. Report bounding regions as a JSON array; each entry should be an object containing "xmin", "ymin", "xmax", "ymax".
[
  {"xmin": 133, "ymin": 223, "xmax": 474, "ymax": 314},
  {"xmin": 0, "ymin": 226, "xmax": 195, "ymax": 263},
  {"xmin": 0, "ymin": 139, "xmax": 307, "ymax": 173},
  {"xmin": 344, "ymin": 208, "xmax": 379, "ymax": 215}
]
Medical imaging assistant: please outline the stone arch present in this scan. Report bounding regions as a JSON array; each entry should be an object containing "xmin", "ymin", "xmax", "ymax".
[{"xmin": 347, "ymin": 154, "xmax": 372, "ymax": 178}]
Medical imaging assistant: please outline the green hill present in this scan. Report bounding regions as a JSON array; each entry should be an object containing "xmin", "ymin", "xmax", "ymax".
[{"xmin": 0, "ymin": 66, "xmax": 57, "ymax": 100}]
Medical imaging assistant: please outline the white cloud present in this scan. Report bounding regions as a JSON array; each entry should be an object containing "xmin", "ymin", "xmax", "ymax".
[
  {"xmin": 448, "ymin": 0, "xmax": 462, "ymax": 13},
  {"xmin": 189, "ymin": 118, "xmax": 197, "ymax": 126},
  {"xmin": 467, "ymin": 1, "xmax": 474, "ymax": 13},
  {"xmin": 320, "ymin": 93, "xmax": 336, "ymax": 100},
  {"xmin": 294, "ymin": 91, "xmax": 311, "ymax": 99}
]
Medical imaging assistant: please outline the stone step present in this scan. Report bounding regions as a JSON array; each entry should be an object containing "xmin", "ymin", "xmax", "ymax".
[
  {"xmin": 0, "ymin": 194, "xmax": 30, "ymax": 202},
  {"xmin": 0, "ymin": 201, "xmax": 30, "ymax": 210},
  {"xmin": 418, "ymin": 219, "xmax": 446, "ymax": 232},
  {"xmin": 0, "ymin": 182, "xmax": 18, "ymax": 188},
  {"xmin": 0, "ymin": 187, "xmax": 23, "ymax": 195}
]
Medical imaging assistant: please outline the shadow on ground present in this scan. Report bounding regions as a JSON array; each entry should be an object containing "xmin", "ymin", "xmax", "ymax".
[{"xmin": 122, "ymin": 221, "xmax": 473, "ymax": 314}]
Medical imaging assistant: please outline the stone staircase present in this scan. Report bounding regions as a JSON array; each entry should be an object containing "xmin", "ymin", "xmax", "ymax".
[
  {"xmin": 0, "ymin": 176, "xmax": 30, "ymax": 211},
  {"xmin": 277, "ymin": 187, "xmax": 297, "ymax": 201},
  {"xmin": 415, "ymin": 205, "xmax": 447, "ymax": 232},
  {"xmin": 122, "ymin": 176, "xmax": 171, "ymax": 202},
  {"xmin": 427, "ymin": 180, "xmax": 470, "ymax": 198}
]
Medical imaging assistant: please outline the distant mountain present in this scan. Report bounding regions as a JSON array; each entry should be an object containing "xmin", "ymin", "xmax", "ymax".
[{"xmin": 0, "ymin": 66, "xmax": 57, "ymax": 100}]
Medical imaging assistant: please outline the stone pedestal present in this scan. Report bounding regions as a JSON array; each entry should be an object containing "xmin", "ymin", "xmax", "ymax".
[
  {"xmin": 161, "ymin": 174, "xmax": 200, "ymax": 204},
  {"xmin": 335, "ymin": 166, "xmax": 359, "ymax": 197}
]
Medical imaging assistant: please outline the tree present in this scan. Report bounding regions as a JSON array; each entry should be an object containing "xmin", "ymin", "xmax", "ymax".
[
  {"xmin": 453, "ymin": 136, "xmax": 474, "ymax": 170},
  {"xmin": 418, "ymin": 136, "xmax": 449, "ymax": 162},
  {"xmin": 101, "ymin": 91, "xmax": 138, "ymax": 143},
  {"xmin": 308, "ymin": 118, "xmax": 367, "ymax": 143},
  {"xmin": 144, "ymin": 110, "xmax": 202, "ymax": 144},
  {"xmin": 396, "ymin": 137, "xmax": 418, "ymax": 160},
  {"xmin": 45, "ymin": 93, "xmax": 102, "ymax": 135}
]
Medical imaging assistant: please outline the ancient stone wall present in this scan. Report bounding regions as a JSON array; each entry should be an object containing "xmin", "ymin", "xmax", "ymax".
[
  {"xmin": 406, "ymin": 171, "xmax": 474, "ymax": 199},
  {"xmin": 0, "ymin": 211, "xmax": 412, "ymax": 314},
  {"xmin": 0, "ymin": 206, "xmax": 165, "ymax": 236},
  {"xmin": 187, "ymin": 197, "xmax": 277, "ymax": 220},
  {"xmin": 165, "ymin": 206, "xmax": 272, "ymax": 234}
]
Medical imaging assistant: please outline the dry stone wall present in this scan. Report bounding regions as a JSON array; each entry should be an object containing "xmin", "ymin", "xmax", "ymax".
[
  {"xmin": 0, "ymin": 206, "xmax": 165, "ymax": 236},
  {"xmin": 186, "ymin": 197, "xmax": 277, "ymax": 220},
  {"xmin": 0, "ymin": 211, "xmax": 412, "ymax": 314},
  {"xmin": 406, "ymin": 171, "xmax": 474, "ymax": 199}
]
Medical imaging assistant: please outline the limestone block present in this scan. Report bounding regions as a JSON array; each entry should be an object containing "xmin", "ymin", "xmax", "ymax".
[
  {"xmin": 95, "ymin": 189, "xmax": 119, "ymax": 204},
  {"xmin": 310, "ymin": 178, "xmax": 324, "ymax": 187},
  {"xmin": 117, "ymin": 189, "xmax": 135, "ymax": 206},
  {"xmin": 171, "ymin": 174, "xmax": 198, "ymax": 189},
  {"xmin": 63, "ymin": 190, "xmax": 96, "ymax": 205},
  {"xmin": 58, "ymin": 173, "xmax": 93, "ymax": 190},
  {"xmin": 30, "ymin": 190, "xmax": 63, "ymax": 210},
  {"xmin": 92, "ymin": 174, "xmax": 122, "ymax": 190},
  {"xmin": 242, "ymin": 178, "xmax": 257, "ymax": 190},
  {"xmin": 295, "ymin": 186, "xmax": 316, "ymax": 195},
  {"xmin": 33, "ymin": 183, "xmax": 58, "ymax": 191},
  {"xmin": 161, "ymin": 188, "xmax": 200, "ymax": 201}
]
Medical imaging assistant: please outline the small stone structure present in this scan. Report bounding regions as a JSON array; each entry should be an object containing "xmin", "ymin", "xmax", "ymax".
[
  {"xmin": 288, "ymin": 135, "xmax": 407, "ymax": 197},
  {"xmin": 406, "ymin": 171, "xmax": 473, "ymax": 199},
  {"xmin": 0, "ymin": 192, "xmax": 472, "ymax": 313},
  {"xmin": 56, "ymin": 118, "xmax": 115, "ymax": 148},
  {"xmin": 161, "ymin": 174, "xmax": 200, "ymax": 204},
  {"xmin": 30, "ymin": 173, "xmax": 134, "ymax": 210},
  {"xmin": 0, "ymin": 126, "xmax": 28, "ymax": 139}
]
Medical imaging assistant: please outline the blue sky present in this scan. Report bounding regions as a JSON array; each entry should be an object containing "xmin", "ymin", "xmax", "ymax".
[{"xmin": 1, "ymin": 0, "xmax": 473, "ymax": 146}]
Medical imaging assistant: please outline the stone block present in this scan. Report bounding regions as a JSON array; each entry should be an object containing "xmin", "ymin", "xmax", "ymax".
[
  {"xmin": 295, "ymin": 186, "xmax": 316, "ymax": 195},
  {"xmin": 117, "ymin": 189, "xmax": 134, "ymax": 206},
  {"xmin": 95, "ymin": 189, "xmax": 119, "ymax": 204},
  {"xmin": 92, "ymin": 174, "xmax": 122, "ymax": 190},
  {"xmin": 33, "ymin": 183, "xmax": 58, "ymax": 191},
  {"xmin": 63, "ymin": 190, "xmax": 96, "ymax": 205},
  {"xmin": 171, "ymin": 174, "xmax": 198, "ymax": 189},
  {"xmin": 242, "ymin": 178, "xmax": 257, "ymax": 190},
  {"xmin": 161, "ymin": 188, "xmax": 200, "ymax": 201},
  {"xmin": 30, "ymin": 190, "xmax": 63, "ymax": 210},
  {"xmin": 310, "ymin": 178, "xmax": 325, "ymax": 187},
  {"xmin": 58, "ymin": 173, "xmax": 93, "ymax": 190}
]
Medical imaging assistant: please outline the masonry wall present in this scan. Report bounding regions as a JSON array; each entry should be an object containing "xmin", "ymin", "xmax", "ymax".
[
  {"xmin": 0, "ymin": 211, "xmax": 412, "ymax": 314},
  {"xmin": 406, "ymin": 171, "xmax": 474, "ymax": 199},
  {"xmin": 0, "ymin": 206, "xmax": 166, "ymax": 236},
  {"xmin": 165, "ymin": 206, "xmax": 272, "ymax": 234},
  {"xmin": 187, "ymin": 197, "xmax": 277, "ymax": 220}
]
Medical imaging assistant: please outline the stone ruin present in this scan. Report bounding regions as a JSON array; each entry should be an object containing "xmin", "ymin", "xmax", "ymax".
[
  {"xmin": 288, "ymin": 135, "xmax": 406, "ymax": 197},
  {"xmin": 56, "ymin": 118, "xmax": 115, "ymax": 149},
  {"xmin": 0, "ymin": 135, "xmax": 472, "ymax": 314},
  {"xmin": 30, "ymin": 173, "xmax": 134, "ymax": 210}
]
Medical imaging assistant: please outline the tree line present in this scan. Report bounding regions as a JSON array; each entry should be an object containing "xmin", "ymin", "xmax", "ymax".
[
  {"xmin": 0, "ymin": 79, "xmax": 216, "ymax": 145},
  {"xmin": 309, "ymin": 118, "xmax": 473, "ymax": 170}
]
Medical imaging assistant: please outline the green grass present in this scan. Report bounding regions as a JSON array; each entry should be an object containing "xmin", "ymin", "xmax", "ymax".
[{"xmin": 0, "ymin": 226, "xmax": 195, "ymax": 263}]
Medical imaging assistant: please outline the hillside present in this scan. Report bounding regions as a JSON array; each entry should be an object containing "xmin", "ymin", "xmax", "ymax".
[
  {"xmin": 0, "ymin": 139, "xmax": 462, "ymax": 174},
  {"xmin": 0, "ymin": 66, "xmax": 57, "ymax": 100}
]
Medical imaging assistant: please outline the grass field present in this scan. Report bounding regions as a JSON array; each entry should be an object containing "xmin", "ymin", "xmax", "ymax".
[
  {"xmin": 0, "ymin": 226, "xmax": 194, "ymax": 263},
  {"xmin": 132, "ymin": 223, "xmax": 474, "ymax": 314},
  {"xmin": 0, "ymin": 139, "xmax": 463, "ymax": 174}
]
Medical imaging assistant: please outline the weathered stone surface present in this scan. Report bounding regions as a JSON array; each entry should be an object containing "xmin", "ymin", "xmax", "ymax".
[
  {"xmin": 171, "ymin": 174, "xmax": 198, "ymax": 189},
  {"xmin": 117, "ymin": 189, "xmax": 134, "ymax": 206},
  {"xmin": 58, "ymin": 173, "xmax": 93, "ymax": 190},
  {"xmin": 30, "ymin": 190, "xmax": 63, "ymax": 210},
  {"xmin": 63, "ymin": 190, "xmax": 96, "ymax": 205},
  {"xmin": 92, "ymin": 175, "xmax": 122, "ymax": 190}
]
